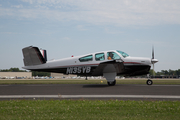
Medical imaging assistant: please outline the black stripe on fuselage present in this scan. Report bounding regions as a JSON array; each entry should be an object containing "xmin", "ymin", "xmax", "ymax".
[{"xmin": 29, "ymin": 63, "xmax": 150, "ymax": 77}]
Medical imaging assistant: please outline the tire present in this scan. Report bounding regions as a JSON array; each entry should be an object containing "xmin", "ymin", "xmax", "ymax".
[
  {"xmin": 107, "ymin": 80, "xmax": 116, "ymax": 86},
  {"xmin": 146, "ymin": 79, "xmax": 153, "ymax": 85}
]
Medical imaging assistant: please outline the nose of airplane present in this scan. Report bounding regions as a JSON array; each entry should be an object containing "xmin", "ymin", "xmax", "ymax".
[
  {"xmin": 151, "ymin": 59, "xmax": 158, "ymax": 64},
  {"xmin": 151, "ymin": 46, "xmax": 158, "ymax": 64}
]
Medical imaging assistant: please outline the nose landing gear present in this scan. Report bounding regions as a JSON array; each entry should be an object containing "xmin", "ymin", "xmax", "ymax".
[
  {"xmin": 146, "ymin": 74, "xmax": 153, "ymax": 85},
  {"xmin": 146, "ymin": 79, "xmax": 153, "ymax": 85}
]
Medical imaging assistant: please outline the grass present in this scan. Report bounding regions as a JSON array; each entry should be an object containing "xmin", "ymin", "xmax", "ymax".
[
  {"xmin": 1, "ymin": 80, "xmax": 180, "ymax": 119},
  {"xmin": 0, "ymin": 100, "xmax": 180, "ymax": 120},
  {"xmin": 0, "ymin": 79, "xmax": 180, "ymax": 85}
]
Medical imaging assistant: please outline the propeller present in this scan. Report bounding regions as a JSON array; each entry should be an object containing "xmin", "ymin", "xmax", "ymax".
[{"xmin": 151, "ymin": 46, "xmax": 158, "ymax": 78}]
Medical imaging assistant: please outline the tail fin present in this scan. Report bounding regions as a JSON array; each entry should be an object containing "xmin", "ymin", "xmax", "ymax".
[
  {"xmin": 22, "ymin": 46, "xmax": 47, "ymax": 66},
  {"xmin": 40, "ymin": 49, "xmax": 47, "ymax": 62}
]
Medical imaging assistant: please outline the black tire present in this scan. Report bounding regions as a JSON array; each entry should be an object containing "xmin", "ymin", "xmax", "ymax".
[
  {"xmin": 146, "ymin": 79, "xmax": 153, "ymax": 85},
  {"xmin": 107, "ymin": 80, "xmax": 116, "ymax": 86}
]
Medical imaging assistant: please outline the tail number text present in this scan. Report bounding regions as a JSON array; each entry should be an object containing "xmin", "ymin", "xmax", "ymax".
[{"xmin": 66, "ymin": 66, "xmax": 91, "ymax": 74}]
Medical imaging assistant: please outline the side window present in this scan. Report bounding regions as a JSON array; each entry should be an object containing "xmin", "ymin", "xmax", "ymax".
[
  {"xmin": 79, "ymin": 55, "xmax": 93, "ymax": 62},
  {"xmin": 95, "ymin": 53, "xmax": 105, "ymax": 61},
  {"xmin": 107, "ymin": 52, "xmax": 121, "ymax": 60}
]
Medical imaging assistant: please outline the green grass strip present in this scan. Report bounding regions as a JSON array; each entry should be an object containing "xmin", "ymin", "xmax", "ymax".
[{"xmin": 0, "ymin": 100, "xmax": 180, "ymax": 120}]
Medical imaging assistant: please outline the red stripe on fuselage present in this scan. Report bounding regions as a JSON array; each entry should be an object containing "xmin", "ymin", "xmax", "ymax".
[
  {"xmin": 46, "ymin": 62, "xmax": 145, "ymax": 70},
  {"xmin": 124, "ymin": 62, "xmax": 142, "ymax": 64},
  {"xmin": 47, "ymin": 63, "xmax": 100, "ymax": 69}
]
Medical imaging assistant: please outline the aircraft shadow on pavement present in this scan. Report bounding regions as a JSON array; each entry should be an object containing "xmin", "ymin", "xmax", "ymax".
[{"xmin": 83, "ymin": 84, "xmax": 109, "ymax": 88}]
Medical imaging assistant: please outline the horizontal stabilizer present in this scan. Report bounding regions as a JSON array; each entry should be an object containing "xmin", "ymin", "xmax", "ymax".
[{"xmin": 22, "ymin": 46, "xmax": 46, "ymax": 66}]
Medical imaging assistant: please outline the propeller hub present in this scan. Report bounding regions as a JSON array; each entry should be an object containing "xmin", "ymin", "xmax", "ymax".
[{"xmin": 151, "ymin": 59, "xmax": 158, "ymax": 64}]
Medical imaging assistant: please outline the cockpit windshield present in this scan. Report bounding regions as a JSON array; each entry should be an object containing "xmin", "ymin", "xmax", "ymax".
[{"xmin": 117, "ymin": 50, "xmax": 129, "ymax": 58}]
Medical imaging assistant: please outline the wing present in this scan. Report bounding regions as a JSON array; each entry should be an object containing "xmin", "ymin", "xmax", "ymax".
[{"xmin": 92, "ymin": 60, "xmax": 125, "ymax": 76}]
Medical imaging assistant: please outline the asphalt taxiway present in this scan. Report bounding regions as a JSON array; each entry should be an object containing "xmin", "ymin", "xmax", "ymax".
[{"xmin": 0, "ymin": 84, "xmax": 180, "ymax": 100}]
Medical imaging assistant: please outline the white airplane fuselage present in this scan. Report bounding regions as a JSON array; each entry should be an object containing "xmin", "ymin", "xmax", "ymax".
[{"xmin": 22, "ymin": 46, "xmax": 158, "ymax": 86}]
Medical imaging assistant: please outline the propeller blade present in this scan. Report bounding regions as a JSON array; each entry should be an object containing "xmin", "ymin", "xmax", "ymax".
[
  {"xmin": 152, "ymin": 46, "xmax": 154, "ymax": 59},
  {"xmin": 151, "ymin": 46, "xmax": 158, "ymax": 78},
  {"xmin": 153, "ymin": 63, "xmax": 155, "ymax": 77},
  {"xmin": 151, "ymin": 46, "xmax": 158, "ymax": 64}
]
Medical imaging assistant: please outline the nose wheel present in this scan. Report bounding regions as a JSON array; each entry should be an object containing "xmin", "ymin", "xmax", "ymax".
[{"xmin": 146, "ymin": 79, "xmax": 153, "ymax": 85}]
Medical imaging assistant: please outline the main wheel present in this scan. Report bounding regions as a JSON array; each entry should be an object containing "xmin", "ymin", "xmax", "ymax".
[
  {"xmin": 146, "ymin": 79, "xmax": 153, "ymax": 85},
  {"xmin": 107, "ymin": 80, "xmax": 116, "ymax": 86}
]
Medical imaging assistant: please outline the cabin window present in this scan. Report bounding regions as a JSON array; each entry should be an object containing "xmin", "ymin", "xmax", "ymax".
[
  {"xmin": 107, "ymin": 52, "xmax": 121, "ymax": 60},
  {"xmin": 79, "ymin": 55, "xmax": 93, "ymax": 62},
  {"xmin": 95, "ymin": 53, "xmax": 105, "ymax": 61}
]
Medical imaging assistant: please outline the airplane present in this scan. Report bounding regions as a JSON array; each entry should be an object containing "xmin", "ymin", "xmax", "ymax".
[{"xmin": 22, "ymin": 46, "xmax": 158, "ymax": 86}]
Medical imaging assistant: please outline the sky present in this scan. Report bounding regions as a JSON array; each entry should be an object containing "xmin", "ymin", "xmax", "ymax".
[{"xmin": 0, "ymin": 0, "xmax": 180, "ymax": 72}]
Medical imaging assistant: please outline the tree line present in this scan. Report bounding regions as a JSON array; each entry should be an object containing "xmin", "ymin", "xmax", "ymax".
[
  {"xmin": 0, "ymin": 68, "xmax": 50, "ymax": 77},
  {"xmin": 0, "ymin": 68, "xmax": 26, "ymax": 72},
  {"xmin": 149, "ymin": 69, "xmax": 180, "ymax": 76}
]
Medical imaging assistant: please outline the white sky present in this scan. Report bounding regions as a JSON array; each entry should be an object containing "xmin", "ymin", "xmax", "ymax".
[{"xmin": 0, "ymin": 0, "xmax": 180, "ymax": 72}]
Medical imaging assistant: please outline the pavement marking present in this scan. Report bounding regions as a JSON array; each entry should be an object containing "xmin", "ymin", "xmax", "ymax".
[{"xmin": 0, "ymin": 95, "xmax": 180, "ymax": 99}]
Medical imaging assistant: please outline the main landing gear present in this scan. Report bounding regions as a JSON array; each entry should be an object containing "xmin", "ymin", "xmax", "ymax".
[
  {"xmin": 146, "ymin": 79, "xmax": 153, "ymax": 85},
  {"xmin": 107, "ymin": 80, "xmax": 116, "ymax": 86},
  {"xmin": 103, "ymin": 72, "xmax": 117, "ymax": 86}
]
